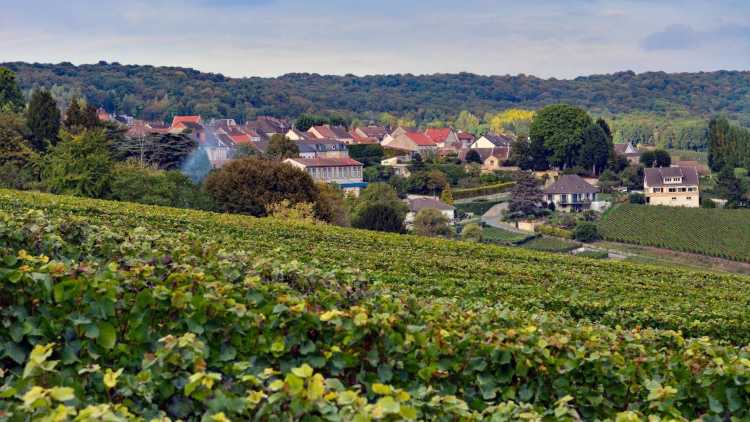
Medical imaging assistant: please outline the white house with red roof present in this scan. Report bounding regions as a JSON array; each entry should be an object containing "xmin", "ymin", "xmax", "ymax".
[{"xmin": 284, "ymin": 157, "xmax": 366, "ymax": 196}]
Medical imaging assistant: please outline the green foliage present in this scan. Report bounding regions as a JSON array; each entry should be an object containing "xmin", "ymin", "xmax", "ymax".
[
  {"xmin": 26, "ymin": 89, "xmax": 61, "ymax": 151},
  {"xmin": 0, "ymin": 67, "xmax": 24, "ymax": 112},
  {"xmin": 265, "ymin": 134, "xmax": 299, "ymax": 160},
  {"xmin": 481, "ymin": 226, "xmax": 535, "ymax": 245},
  {"xmin": 577, "ymin": 123, "xmax": 611, "ymax": 175},
  {"xmin": 204, "ymin": 157, "xmax": 318, "ymax": 216},
  {"xmin": 41, "ymin": 129, "xmax": 113, "ymax": 198},
  {"xmin": 640, "ymin": 149, "xmax": 672, "ymax": 168},
  {"xmin": 714, "ymin": 167, "xmax": 748, "ymax": 207},
  {"xmin": 351, "ymin": 203, "xmax": 405, "ymax": 233},
  {"xmin": 63, "ymin": 97, "xmax": 99, "ymax": 132},
  {"xmin": 406, "ymin": 170, "xmax": 448, "ymax": 195},
  {"xmin": 413, "ymin": 208, "xmax": 451, "ymax": 237},
  {"xmin": 460, "ymin": 222, "xmax": 483, "ymax": 242},
  {"xmin": 465, "ymin": 149, "xmax": 482, "ymax": 164},
  {"xmin": 599, "ymin": 204, "xmax": 750, "ymax": 261},
  {"xmin": 314, "ymin": 182, "xmax": 350, "ymax": 227},
  {"xmin": 530, "ymin": 104, "xmax": 592, "ymax": 169},
  {"xmin": 348, "ymin": 144, "xmax": 384, "ymax": 167},
  {"xmin": 610, "ymin": 113, "xmax": 709, "ymax": 150},
  {"xmin": 629, "ymin": 192, "xmax": 646, "ymax": 204},
  {"xmin": 621, "ymin": 165, "xmax": 644, "ymax": 191},
  {"xmin": 108, "ymin": 161, "xmax": 214, "ymax": 210},
  {"xmin": 534, "ymin": 224, "xmax": 574, "ymax": 240},
  {"xmin": 294, "ymin": 114, "xmax": 329, "ymax": 131},
  {"xmin": 0, "ymin": 112, "xmax": 38, "ymax": 189},
  {"xmin": 707, "ymin": 116, "xmax": 750, "ymax": 172},
  {"xmin": 520, "ymin": 236, "xmax": 580, "ymax": 252},
  {"xmin": 573, "ymin": 221, "xmax": 601, "ymax": 242}
]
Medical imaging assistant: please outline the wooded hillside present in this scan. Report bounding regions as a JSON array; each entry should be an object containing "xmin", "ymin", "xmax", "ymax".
[{"xmin": 4, "ymin": 61, "xmax": 750, "ymax": 126}]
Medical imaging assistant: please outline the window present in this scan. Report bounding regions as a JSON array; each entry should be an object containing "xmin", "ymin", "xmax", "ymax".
[
  {"xmin": 653, "ymin": 188, "xmax": 663, "ymax": 193},
  {"xmin": 672, "ymin": 197, "xmax": 677, "ymax": 200},
  {"xmin": 668, "ymin": 188, "xmax": 676, "ymax": 193},
  {"xmin": 687, "ymin": 197, "xmax": 692, "ymax": 200},
  {"xmin": 560, "ymin": 194, "xmax": 568, "ymax": 203}
]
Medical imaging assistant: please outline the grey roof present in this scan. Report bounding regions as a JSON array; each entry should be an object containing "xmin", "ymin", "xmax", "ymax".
[
  {"xmin": 297, "ymin": 139, "xmax": 348, "ymax": 154},
  {"xmin": 481, "ymin": 133, "xmax": 514, "ymax": 146},
  {"xmin": 644, "ymin": 166, "xmax": 699, "ymax": 187},
  {"xmin": 407, "ymin": 197, "xmax": 455, "ymax": 213},
  {"xmin": 543, "ymin": 174, "xmax": 598, "ymax": 194}
]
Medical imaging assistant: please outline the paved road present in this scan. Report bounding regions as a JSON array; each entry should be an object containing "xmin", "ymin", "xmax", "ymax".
[{"xmin": 480, "ymin": 203, "xmax": 531, "ymax": 234}]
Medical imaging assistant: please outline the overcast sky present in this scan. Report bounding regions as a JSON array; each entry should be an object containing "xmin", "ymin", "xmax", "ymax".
[{"xmin": 2, "ymin": 0, "xmax": 749, "ymax": 78}]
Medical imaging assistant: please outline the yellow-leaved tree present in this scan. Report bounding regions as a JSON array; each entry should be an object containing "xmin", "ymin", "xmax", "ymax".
[{"xmin": 489, "ymin": 109, "xmax": 535, "ymax": 135}]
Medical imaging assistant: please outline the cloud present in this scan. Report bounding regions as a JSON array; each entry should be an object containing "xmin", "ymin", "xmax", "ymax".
[{"xmin": 642, "ymin": 23, "xmax": 750, "ymax": 51}]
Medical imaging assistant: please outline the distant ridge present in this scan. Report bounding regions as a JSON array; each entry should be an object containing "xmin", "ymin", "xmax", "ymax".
[{"xmin": 3, "ymin": 61, "xmax": 749, "ymax": 125}]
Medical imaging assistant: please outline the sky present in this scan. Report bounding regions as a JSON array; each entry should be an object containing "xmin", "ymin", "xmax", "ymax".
[{"xmin": 1, "ymin": 0, "xmax": 749, "ymax": 79}]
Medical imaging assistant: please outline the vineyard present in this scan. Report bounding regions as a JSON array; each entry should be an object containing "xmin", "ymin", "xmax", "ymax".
[
  {"xmin": 3, "ymin": 189, "xmax": 750, "ymax": 419},
  {"xmin": 598, "ymin": 204, "xmax": 750, "ymax": 262}
]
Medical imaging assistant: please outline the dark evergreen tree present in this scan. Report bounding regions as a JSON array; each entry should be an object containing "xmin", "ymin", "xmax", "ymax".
[
  {"xmin": 0, "ymin": 67, "xmax": 24, "ymax": 112},
  {"xmin": 26, "ymin": 89, "xmax": 61, "ymax": 151},
  {"xmin": 465, "ymin": 149, "xmax": 482, "ymax": 164},
  {"xmin": 352, "ymin": 203, "xmax": 405, "ymax": 233},
  {"xmin": 578, "ymin": 124, "xmax": 611, "ymax": 175}
]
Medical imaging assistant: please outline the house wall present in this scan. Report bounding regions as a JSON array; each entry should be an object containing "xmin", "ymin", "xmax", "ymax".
[
  {"xmin": 404, "ymin": 209, "xmax": 455, "ymax": 225},
  {"xmin": 546, "ymin": 192, "xmax": 597, "ymax": 212},
  {"xmin": 645, "ymin": 190, "xmax": 699, "ymax": 207}
]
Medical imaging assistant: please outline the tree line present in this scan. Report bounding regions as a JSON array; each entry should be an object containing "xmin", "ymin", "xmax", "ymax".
[{"xmin": 4, "ymin": 61, "xmax": 750, "ymax": 129}]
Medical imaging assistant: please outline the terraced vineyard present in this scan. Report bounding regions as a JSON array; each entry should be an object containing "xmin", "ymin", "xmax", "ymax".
[
  {"xmin": 3, "ymin": 189, "xmax": 750, "ymax": 419},
  {"xmin": 599, "ymin": 204, "xmax": 750, "ymax": 262}
]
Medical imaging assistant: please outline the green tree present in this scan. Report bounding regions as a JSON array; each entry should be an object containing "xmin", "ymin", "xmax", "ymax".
[
  {"xmin": 352, "ymin": 203, "xmax": 405, "ymax": 233},
  {"xmin": 461, "ymin": 223, "xmax": 483, "ymax": 242},
  {"xmin": 204, "ymin": 157, "xmax": 318, "ymax": 216},
  {"xmin": 530, "ymin": 104, "xmax": 592, "ymax": 169},
  {"xmin": 406, "ymin": 170, "xmax": 448, "ymax": 195},
  {"xmin": 640, "ymin": 149, "xmax": 671, "ymax": 168},
  {"xmin": 266, "ymin": 134, "xmax": 299, "ymax": 160},
  {"xmin": 621, "ymin": 165, "xmax": 644, "ymax": 191},
  {"xmin": 508, "ymin": 139, "xmax": 534, "ymax": 170},
  {"xmin": 596, "ymin": 118, "xmax": 613, "ymax": 141},
  {"xmin": 454, "ymin": 110, "xmax": 480, "ymax": 134},
  {"xmin": 64, "ymin": 98, "xmax": 99, "ymax": 132},
  {"xmin": 352, "ymin": 182, "xmax": 409, "ymax": 221},
  {"xmin": 0, "ymin": 112, "xmax": 38, "ymax": 189},
  {"xmin": 578, "ymin": 124, "xmax": 612, "ymax": 175},
  {"xmin": 715, "ymin": 166, "xmax": 747, "ymax": 207},
  {"xmin": 41, "ymin": 129, "xmax": 113, "ymax": 198},
  {"xmin": 707, "ymin": 117, "xmax": 734, "ymax": 172},
  {"xmin": 574, "ymin": 221, "xmax": 601, "ymax": 242},
  {"xmin": 348, "ymin": 144, "xmax": 385, "ymax": 167},
  {"xmin": 314, "ymin": 182, "xmax": 351, "ymax": 227},
  {"xmin": 26, "ymin": 90, "xmax": 61, "ymax": 152},
  {"xmin": 295, "ymin": 114, "xmax": 327, "ymax": 131},
  {"xmin": 413, "ymin": 208, "xmax": 451, "ymax": 237},
  {"xmin": 440, "ymin": 185, "xmax": 454, "ymax": 205},
  {"xmin": 0, "ymin": 67, "xmax": 24, "ymax": 113},
  {"xmin": 112, "ymin": 132, "xmax": 197, "ymax": 170},
  {"xmin": 108, "ymin": 160, "xmax": 213, "ymax": 210}
]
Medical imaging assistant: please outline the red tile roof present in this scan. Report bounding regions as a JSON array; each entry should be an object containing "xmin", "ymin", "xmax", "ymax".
[
  {"xmin": 171, "ymin": 115, "xmax": 201, "ymax": 127},
  {"xmin": 406, "ymin": 132, "xmax": 436, "ymax": 146},
  {"xmin": 457, "ymin": 131, "xmax": 475, "ymax": 141},
  {"xmin": 424, "ymin": 128, "xmax": 452, "ymax": 143},
  {"xmin": 229, "ymin": 133, "xmax": 253, "ymax": 145},
  {"xmin": 287, "ymin": 157, "xmax": 363, "ymax": 167}
]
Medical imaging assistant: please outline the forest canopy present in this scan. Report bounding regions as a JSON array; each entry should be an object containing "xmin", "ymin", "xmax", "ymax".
[{"xmin": 3, "ymin": 62, "xmax": 750, "ymax": 129}]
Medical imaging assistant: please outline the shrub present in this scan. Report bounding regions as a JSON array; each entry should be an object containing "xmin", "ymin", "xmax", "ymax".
[
  {"xmin": 628, "ymin": 192, "xmax": 646, "ymax": 204},
  {"xmin": 460, "ymin": 223, "xmax": 483, "ymax": 242},
  {"xmin": 204, "ymin": 157, "xmax": 318, "ymax": 216},
  {"xmin": 413, "ymin": 208, "xmax": 451, "ymax": 238},
  {"xmin": 352, "ymin": 202, "xmax": 405, "ymax": 233},
  {"xmin": 41, "ymin": 129, "xmax": 112, "ymax": 198},
  {"xmin": 701, "ymin": 196, "xmax": 717, "ymax": 208},
  {"xmin": 268, "ymin": 200, "xmax": 319, "ymax": 223},
  {"xmin": 534, "ymin": 224, "xmax": 574, "ymax": 239},
  {"xmin": 574, "ymin": 221, "xmax": 602, "ymax": 242}
]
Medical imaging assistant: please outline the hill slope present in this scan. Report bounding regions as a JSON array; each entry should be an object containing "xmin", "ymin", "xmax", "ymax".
[
  {"xmin": 4, "ymin": 190, "xmax": 750, "ymax": 419},
  {"xmin": 3, "ymin": 61, "xmax": 750, "ymax": 124}
]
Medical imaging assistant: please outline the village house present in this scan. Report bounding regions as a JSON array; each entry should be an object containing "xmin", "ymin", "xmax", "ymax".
[
  {"xmin": 352, "ymin": 126, "xmax": 388, "ymax": 143},
  {"xmin": 243, "ymin": 116, "xmax": 290, "ymax": 138},
  {"xmin": 470, "ymin": 133, "xmax": 514, "ymax": 149},
  {"xmin": 424, "ymin": 128, "xmax": 460, "ymax": 149},
  {"xmin": 308, "ymin": 125, "xmax": 354, "ymax": 144},
  {"xmin": 404, "ymin": 196, "xmax": 456, "ymax": 227},
  {"xmin": 457, "ymin": 131, "xmax": 476, "ymax": 149},
  {"xmin": 380, "ymin": 156, "xmax": 412, "ymax": 177},
  {"xmin": 643, "ymin": 166, "xmax": 700, "ymax": 207},
  {"xmin": 296, "ymin": 139, "xmax": 349, "ymax": 159},
  {"xmin": 458, "ymin": 147, "xmax": 512, "ymax": 172},
  {"xmin": 285, "ymin": 128, "xmax": 314, "ymax": 141},
  {"xmin": 382, "ymin": 131, "xmax": 437, "ymax": 155},
  {"xmin": 614, "ymin": 142, "xmax": 641, "ymax": 164},
  {"xmin": 284, "ymin": 157, "xmax": 366, "ymax": 196},
  {"xmin": 543, "ymin": 174, "xmax": 599, "ymax": 211}
]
